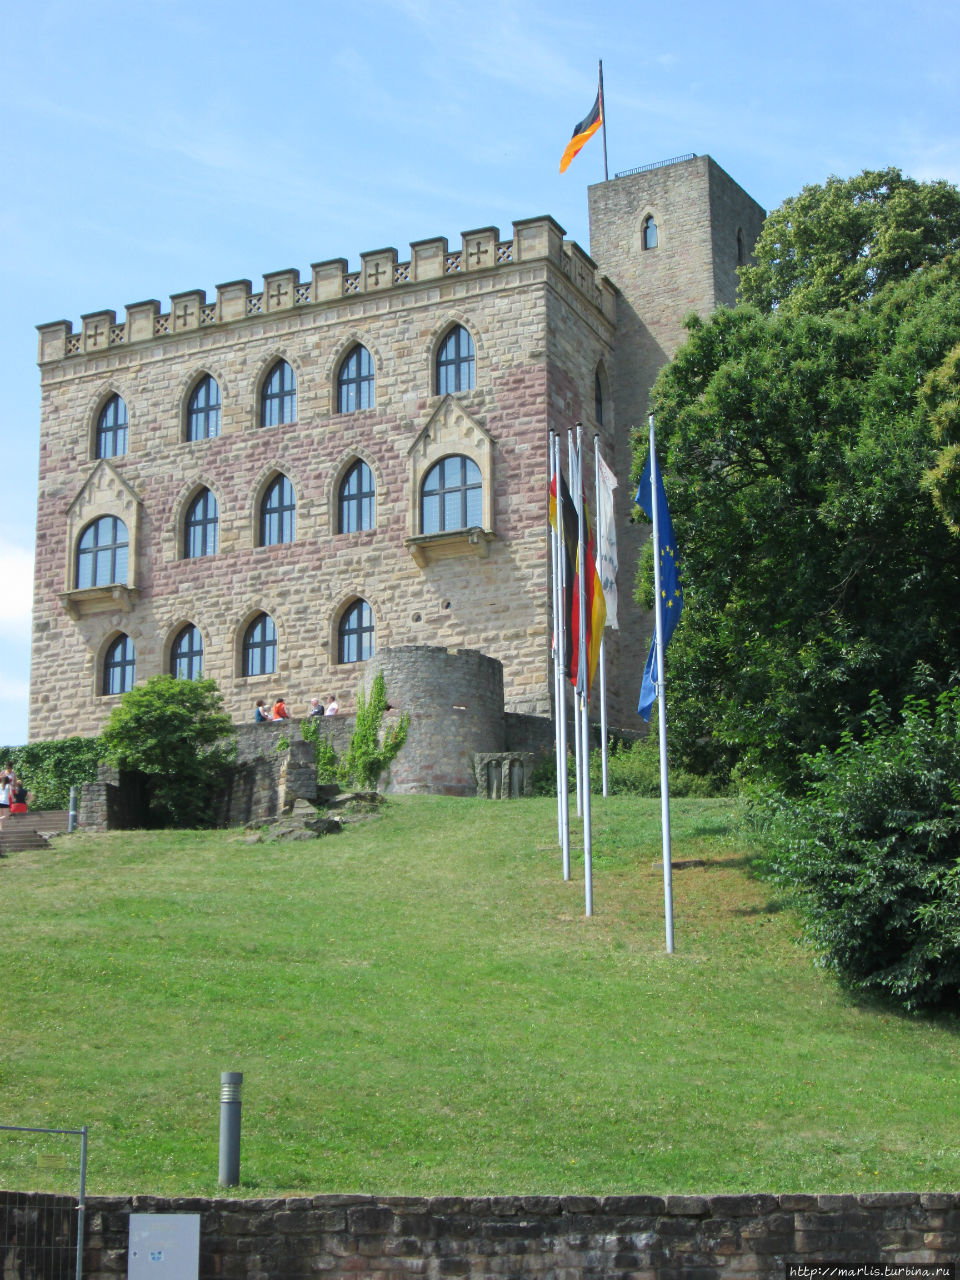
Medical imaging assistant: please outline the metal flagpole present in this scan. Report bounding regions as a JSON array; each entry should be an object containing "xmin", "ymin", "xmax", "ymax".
[
  {"xmin": 648, "ymin": 413, "xmax": 675, "ymax": 953},
  {"xmin": 568, "ymin": 430, "xmax": 584, "ymax": 819},
  {"xmin": 594, "ymin": 434, "xmax": 609, "ymax": 797},
  {"xmin": 549, "ymin": 431, "xmax": 563, "ymax": 846},
  {"xmin": 576, "ymin": 422, "xmax": 593, "ymax": 917},
  {"xmin": 553, "ymin": 432, "xmax": 571, "ymax": 879},
  {"xmin": 599, "ymin": 60, "xmax": 609, "ymax": 182}
]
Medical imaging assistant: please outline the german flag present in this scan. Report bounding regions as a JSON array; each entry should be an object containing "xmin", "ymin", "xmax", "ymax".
[{"xmin": 559, "ymin": 92, "xmax": 602, "ymax": 173}]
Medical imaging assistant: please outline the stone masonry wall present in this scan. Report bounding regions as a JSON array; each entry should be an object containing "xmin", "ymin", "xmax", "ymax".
[
  {"xmin": 6, "ymin": 1190, "xmax": 956, "ymax": 1280},
  {"xmin": 31, "ymin": 219, "xmax": 617, "ymax": 743}
]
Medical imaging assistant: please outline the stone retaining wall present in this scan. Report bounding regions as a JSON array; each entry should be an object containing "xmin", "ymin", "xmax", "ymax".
[{"xmin": 4, "ymin": 1190, "xmax": 955, "ymax": 1280}]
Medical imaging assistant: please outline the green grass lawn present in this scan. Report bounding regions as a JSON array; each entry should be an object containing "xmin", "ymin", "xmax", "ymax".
[{"xmin": 2, "ymin": 795, "xmax": 958, "ymax": 1198}]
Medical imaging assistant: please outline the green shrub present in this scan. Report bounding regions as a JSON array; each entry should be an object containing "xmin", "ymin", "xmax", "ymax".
[
  {"xmin": 300, "ymin": 719, "xmax": 339, "ymax": 784},
  {"xmin": 100, "ymin": 675, "xmax": 235, "ymax": 828},
  {"xmin": 0, "ymin": 737, "xmax": 107, "ymax": 810},
  {"xmin": 533, "ymin": 732, "xmax": 721, "ymax": 799},
  {"xmin": 337, "ymin": 673, "xmax": 409, "ymax": 791},
  {"xmin": 752, "ymin": 688, "xmax": 960, "ymax": 1011}
]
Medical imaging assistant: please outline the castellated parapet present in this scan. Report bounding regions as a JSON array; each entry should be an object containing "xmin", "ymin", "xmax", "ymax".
[{"xmin": 31, "ymin": 156, "xmax": 763, "ymax": 745}]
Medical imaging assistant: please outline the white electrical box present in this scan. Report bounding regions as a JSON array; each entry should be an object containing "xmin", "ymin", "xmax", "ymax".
[{"xmin": 128, "ymin": 1213, "xmax": 200, "ymax": 1279}]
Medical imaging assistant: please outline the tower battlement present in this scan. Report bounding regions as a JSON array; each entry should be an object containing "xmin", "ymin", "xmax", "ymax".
[{"xmin": 37, "ymin": 216, "xmax": 615, "ymax": 365}]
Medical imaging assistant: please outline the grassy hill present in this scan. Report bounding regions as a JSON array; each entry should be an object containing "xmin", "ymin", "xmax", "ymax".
[{"xmin": 2, "ymin": 795, "xmax": 958, "ymax": 1198}]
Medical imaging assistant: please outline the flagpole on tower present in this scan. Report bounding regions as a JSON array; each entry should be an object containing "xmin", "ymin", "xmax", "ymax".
[{"xmin": 598, "ymin": 60, "xmax": 608, "ymax": 181}]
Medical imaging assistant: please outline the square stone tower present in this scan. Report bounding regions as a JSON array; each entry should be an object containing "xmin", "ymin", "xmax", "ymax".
[{"xmin": 587, "ymin": 154, "xmax": 766, "ymax": 695}]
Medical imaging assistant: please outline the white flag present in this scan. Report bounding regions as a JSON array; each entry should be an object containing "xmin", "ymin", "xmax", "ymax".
[{"xmin": 596, "ymin": 450, "xmax": 619, "ymax": 629}]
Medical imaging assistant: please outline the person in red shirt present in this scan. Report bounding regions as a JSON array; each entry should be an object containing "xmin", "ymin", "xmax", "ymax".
[{"xmin": 271, "ymin": 697, "xmax": 289, "ymax": 720}]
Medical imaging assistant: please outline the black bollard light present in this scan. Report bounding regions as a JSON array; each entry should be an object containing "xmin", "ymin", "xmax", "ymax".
[{"xmin": 218, "ymin": 1071, "xmax": 243, "ymax": 1187}]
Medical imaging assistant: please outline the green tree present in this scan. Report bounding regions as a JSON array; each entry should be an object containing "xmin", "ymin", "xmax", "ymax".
[
  {"xmin": 100, "ymin": 675, "xmax": 235, "ymax": 827},
  {"xmin": 641, "ymin": 246, "xmax": 960, "ymax": 788},
  {"xmin": 739, "ymin": 167, "xmax": 960, "ymax": 317}
]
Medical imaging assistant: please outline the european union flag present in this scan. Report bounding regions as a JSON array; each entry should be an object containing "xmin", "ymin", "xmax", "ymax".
[{"xmin": 636, "ymin": 450, "xmax": 683, "ymax": 721}]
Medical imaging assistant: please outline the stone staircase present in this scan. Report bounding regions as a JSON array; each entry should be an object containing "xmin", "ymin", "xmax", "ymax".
[{"xmin": 0, "ymin": 810, "xmax": 70, "ymax": 856}]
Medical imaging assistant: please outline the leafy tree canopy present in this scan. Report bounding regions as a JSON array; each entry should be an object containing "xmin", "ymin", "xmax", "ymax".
[
  {"xmin": 738, "ymin": 167, "xmax": 960, "ymax": 317},
  {"xmin": 101, "ymin": 675, "xmax": 235, "ymax": 826},
  {"xmin": 640, "ymin": 235, "xmax": 960, "ymax": 788}
]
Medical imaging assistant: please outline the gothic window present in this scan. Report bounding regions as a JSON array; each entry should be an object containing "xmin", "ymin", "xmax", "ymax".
[
  {"xmin": 243, "ymin": 613, "xmax": 277, "ymax": 676},
  {"xmin": 184, "ymin": 488, "xmax": 219, "ymax": 558},
  {"xmin": 642, "ymin": 215, "xmax": 658, "ymax": 250},
  {"xmin": 595, "ymin": 370, "xmax": 604, "ymax": 427},
  {"xmin": 171, "ymin": 624, "xmax": 204, "ymax": 680},
  {"xmin": 337, "ymin": 345, "xmax": 375, "ymax": 413},
  {"xmin": 436, "ymin": 326, "xmax": 476, "ymax": 395},
  {"xmin": 76, "ymin": 516, "xmax": 129, "ymax": 589},
  {"xmin": 261, "ymin": 359, "xmax": 296, "ymax": 427},
  {"xmin": 259, "ymin": 475, "xmax": 296, "ymax": 546},
  {"xmin": 103, "ymin": 633, "xmax": 136, "ymax": 695},
  {"xmin": 421, "ymin": 455, "xmax": 482, "ymax": 534},
  {"xmin": 737, "ymin": 227, "xmax": 746, "ymax": 265},
  {"xmin": 338, "ymin": 599, "xmax": 375, "ymax": 664},
  {"xmin": 187, "ymin": 375, "xmax": 221, "ymax": 441},
  {"xmin": 338, "ymin": 460, "xmax": 375, "ymax": 533},
  {"xmin": 96, "ymin": 394, "xmax": 128, "ymax": 459}
]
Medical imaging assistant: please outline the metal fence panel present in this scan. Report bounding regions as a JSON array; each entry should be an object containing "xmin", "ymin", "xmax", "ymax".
[{"xmin": 0, "ymin": 1126, "xmax": 87, "ymax": 1280}]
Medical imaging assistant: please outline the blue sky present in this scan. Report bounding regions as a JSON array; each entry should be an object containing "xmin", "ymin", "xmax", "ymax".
[{"xmin": 2, "ymin": 0, "xmax": 958, "ymax": 745}]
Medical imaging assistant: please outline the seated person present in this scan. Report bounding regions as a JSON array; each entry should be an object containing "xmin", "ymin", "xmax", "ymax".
[{"xmin": 272, "ymin": 697, "xmax": 290, "ymax": 720}]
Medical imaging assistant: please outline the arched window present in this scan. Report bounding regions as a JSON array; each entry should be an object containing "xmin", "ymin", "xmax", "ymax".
[
  {"xmin": 339, "ymin": 599, "xmax": 375, "ymax": 664},
  {"xmin": 103, "ymin": 634, "xmax": 136, "ymax": 695},
  {"xmin": 171, "ymin": 624, "xmax": 204, "ymax": 680},
  {"xmin": 243, "ymin": 613, "xmax": 277, "ymax": 676},
  {"xmin": 338, "ymin": 460, "xmax": 375, "ymax": 533},
  {"xmin": 96, "ymin": 394, "xmax": 128, "ymax": 459},
  {"xmin": 337, "ymin": 345, "xmax": 375, "ymax": 413},
  {"xmin": 184, "ymin": 488, "xmax": 219, "ymax": 558},
  {"xmin": 642, "ymin": 215, "xmax": 658, "ymax": 250},
  {"xmin": 259, "ymin": 475, "xmax": 296, "ymax": 546},
  {"xmin": 421, "ymin": 455, "xmax": 482, "ymax": 534},
  {"xmin": 436, "ymin": 326, "xmax": 476, "ymax": 394},
  {"xmin": 595, "ymin": 370, "xmax": 604, "ymax": 427},
  {"xmin": 76, "ymin": 516, "xmax": 129, "ymax": 589},
  {"xmin": 261, "ymin": 359, "xmax": 296, "ymax": 427},
  {"xmin": 187, "ymin": 375, "xmax": 221, "ymax": 441}
]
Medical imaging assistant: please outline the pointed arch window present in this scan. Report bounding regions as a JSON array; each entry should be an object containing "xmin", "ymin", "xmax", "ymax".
[
  {"xmin": 243, "ymin": 613, "xmax": 277, "ymax": 676},
  {"xmin": 642, "ymin": 215, "xmax": 658, "ymax": 250},
  {"xmin": 338, "ymin": 460, "xmax": 375, "ymax": 533},
  {"xmin": 421, "ymin": 455, "xmax": 482, "ymax": 534},
  {"xmin": 187, "ymin": 375, "xmax": 221, "ymax": 441},
  {"xmin": 171, "ymin": 624, "xmax": 204, "ymax": 680},
  {"xmin": 595, "ymin": 371, "xmax": 604, "ymax": 427},
  {"xmin": 96, "ymin": 395, "xmax": 128, "ymax": 459},
  {"xmin": 436, "ymin": 326, "xmax": 476, "ymax": 394},
  {"xmin": 259, "ymin": 475, "xmax": 296, "ymax": 546},
  {"xmin": 76, "ymin": 516, "xmax": 128, "ymax": 589},
  {"xmin": 184, "ymin": 488, "xmax": 219, "ymax": 558},
  {"xmin": 261, "ymin": 359, "xmax": 296, "ymax": 427},
  {"xmin": 103, "ymin": 633, "xmax": 136, "ymax": 695},
  {"xmin": 339, "ymin": 599, "xmax": 375, "ymax": 664},
  {"xmin": 337, "ymin": 345, "xmax": 375, "ymax": 413},
  {"xmin": 737, "ymin": 227, "xmax": 746, "ymax": 265}
]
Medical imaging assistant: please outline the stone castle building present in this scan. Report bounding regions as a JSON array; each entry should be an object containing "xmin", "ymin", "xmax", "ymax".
[{"xmin": 30, "ymin": 154, "xmax": 764, "ymax": 742}]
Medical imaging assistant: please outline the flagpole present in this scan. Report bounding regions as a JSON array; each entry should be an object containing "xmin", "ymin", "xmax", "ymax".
[
  {"xmin": 549, "ymin": 431, "xmax": 563, "ymax": 846},
  {"xmin": 594, "ymin": 434, "xmax": 609, "ymax": 797},
  {"xmin": 598, "ymin": 59, "xmax": 609, "ymax": 182},
  {"xmin": 553, "ymin": 432, "xmax": 571, "ymax": 880},
  {"xmin": 576, "ymin": 421, "xmax": 594, "ymax": 918},
  {"xmin": 568, "ymin": 431, "xmax": 584, "ymax": 819},
  {"xmin": 648, "ymin": 413, "xmax": 674, "ymax": 953}
]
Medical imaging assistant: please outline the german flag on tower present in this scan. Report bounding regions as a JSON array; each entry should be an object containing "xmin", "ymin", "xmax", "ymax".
[{"xmin": 559, "ymin": 79, "xmax": 603, "ymax": 173}]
